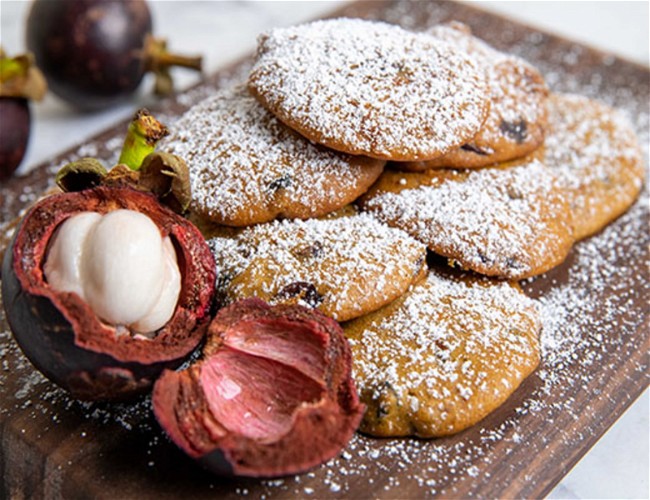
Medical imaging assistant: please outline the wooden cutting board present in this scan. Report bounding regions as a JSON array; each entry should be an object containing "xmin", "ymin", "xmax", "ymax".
[{"xmin": 1, "ymin": 1, "xmax": 648, "ymax": 498}]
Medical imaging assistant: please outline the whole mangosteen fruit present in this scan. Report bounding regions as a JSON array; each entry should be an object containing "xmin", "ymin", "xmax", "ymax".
[
  {"xmin": 1, "ymin": 186, "xmax": 215, "ymax": 400},
  {"xmin": 26, "ymin": 0, "xmax": 202, "ymax": 110},
  {"xmin": 152, "ymin": 298, "xmax": 364, "ymax": 477}
]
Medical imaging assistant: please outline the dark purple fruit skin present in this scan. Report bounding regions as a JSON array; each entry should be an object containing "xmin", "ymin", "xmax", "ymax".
[
  {"xmin": 26, "ymin": 0, "xmax": 152, "ymax": 110},
  {"xmin": 1, "ymin": 187, "xmax": 216, "ymax": 401},
  {"xmin": 0, "ymin": 98, "xmax": 30, "ymax": 180}
]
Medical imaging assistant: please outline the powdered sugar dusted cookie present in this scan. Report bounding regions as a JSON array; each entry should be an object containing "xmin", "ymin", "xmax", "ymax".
[
  {"xmin": 344, "ymin": 268, "xmax": 540, "ymax": 438},
  {"xmin": 209, "ymin": 214, "xmax": 427, "ymax": 322},
  {"xmin": 359, "ymin": 155, "xmax": 574, "ymax": 280},
  {"xmin": 401, "ymin": 22, "xmax": 548, "ymax": 171},
  {"xmin": 188, "ymin": 204, "xmax": 360, "ymax": 241},
  {"xmin": 248, "ymin": 18, "xmax": 489, "ymax": 161},
  {"xmin": 545, "ymin": 93, "xmax": 644, "ymax": 240},
  {"xmin": 159, "ymin": 86, "xmax": 384, "ymax": 226}
]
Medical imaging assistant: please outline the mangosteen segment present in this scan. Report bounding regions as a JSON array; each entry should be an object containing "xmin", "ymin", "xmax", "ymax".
[
  {"xmin": 152, "ymin": 298, "xmax": 364, "ymax": 477},
  {"xmin": 1, "ymin": 186, "xmax": 216, "ymax": 400},
  {"xmin": 43, "ymin": 209, "xmax": 181, "ymax": 334}
]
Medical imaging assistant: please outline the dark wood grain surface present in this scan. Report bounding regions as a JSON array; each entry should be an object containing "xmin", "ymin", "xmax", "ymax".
[{"xmin": 1, "ymin": 1, "xmax": 648, "ymax": 498}]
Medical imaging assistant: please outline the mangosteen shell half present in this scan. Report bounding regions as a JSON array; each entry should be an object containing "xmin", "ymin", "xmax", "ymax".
[
  {"xmin": 152, "ymin": 298, "xmax": 365, "ymax": 477},
  {"xmin": 1, "ymin": 186, "xmax": 216, "ymax": 400}
]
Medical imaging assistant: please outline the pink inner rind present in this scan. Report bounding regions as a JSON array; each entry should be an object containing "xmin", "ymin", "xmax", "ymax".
[
  {"xmin": 199, "ymin": 347, "xmax": 325, "ymax": 442},
  {"xmin": 152, "ymin": 298, "xmax": 365, "ymax": 477},
  {"xmin": 222, "ymin": 318, "xmax": 329, "ymax": 382}
]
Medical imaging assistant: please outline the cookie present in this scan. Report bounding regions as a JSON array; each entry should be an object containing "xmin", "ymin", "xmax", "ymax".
[
  {"xmin": 185, "ymin": 211, "xmax": 243, "ymax": 241},
  {"xmin": 358, "ymin": 154, "xmax": 574, "ymax": 280},
  {"xmin": 209, "ymin": 214, "xmax": 427, "ymax": 322},
  {"xmin": 545, "ymin": 93, "xmax": 644, "ymax": 240},
  {"xmin": 187, "ymin": 204, "xmax": 360, "ymax": 241},
  {"xmin": 401, "ymin": 22, "xmax": 548, "ymax": 171},
  {"xmin": 159, "ymin": 86, "xmax": 385, "ymax": 226},
  {"xmin": 344, "ymin": 268, "xmax": 540, "ymax": 438},
  {"xmin": 248, "ymin": 18, "xmax": 490, "ymax": 161}
]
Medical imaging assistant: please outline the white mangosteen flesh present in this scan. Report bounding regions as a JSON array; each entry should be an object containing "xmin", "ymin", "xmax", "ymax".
[
  {"xmin": 130, "ymin": 237, "xmax": 181, "ymax": 333},
  {"xmin": 43, "ymin": 211, "xmax": 101, "ymax": 300},
  {"xmin": 43, "ymin": 209, "xmax": 181, "ymax": 334}
]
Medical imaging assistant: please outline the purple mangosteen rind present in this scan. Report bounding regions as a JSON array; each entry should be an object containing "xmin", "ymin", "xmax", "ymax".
[
  {"xmin": 26, "ymin": 0, "xmax": 152, "ymax": 110},
  {"xmin": 1, "ymin": 186, "xmax": 216, "ymax": 400},
  {"xmin": 152, "ymin": 298, "xmax": 365, "ymax": 477},
  {"xmin": 0, "ymin": 98, "xmax": 30, "ymax": 179}
]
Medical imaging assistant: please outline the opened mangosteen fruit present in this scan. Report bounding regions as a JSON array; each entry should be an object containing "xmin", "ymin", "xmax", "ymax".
[
  {"xmin": 152, "ymin": 298, "xmax": 364, "ymax": 477},
  {"xmin": 1, "ymin": 186, "xmax": 215, "ymax": 400}
]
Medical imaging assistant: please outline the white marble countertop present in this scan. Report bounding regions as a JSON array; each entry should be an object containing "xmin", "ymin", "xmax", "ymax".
[{"xmin": 1, "ymin": 1, "xmax": 648, "ymax": 498}]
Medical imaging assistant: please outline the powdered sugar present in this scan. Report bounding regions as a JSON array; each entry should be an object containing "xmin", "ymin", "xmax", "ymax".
[
  {"xmin": 160, "ymin": 85, "xmax": 383, "ymax": 226},
  {"xmin": 430, "ymin": 22, "xmax": 546, "ymax": 127},
  {"xmin": 362, "ymin": 158, "xmax": 573, "ymax": 279},
  {"xmin": 346, "ymin": 270, "xmax": 540, "ymax": 437},
  {"xmin": 209, "ymin": 214, "xmax": 425, "ymax": 321},
  {"xmin": 249, "ymin": 18, "xmax": 489, "ymax": 160},
  {"xmin": 544, "ymin": 93, "xmax": 644, "ymax": 240},
  {"xmin": 535, "ymin": 196, "xmax": 649, "ymax": 384},
  {"xmin": 0, "ymin": 2, "xmax": 647, "ymax": 497},
  {"xmin": 422, "ymin": 22, "xmax": 547, "ymax": 163}
]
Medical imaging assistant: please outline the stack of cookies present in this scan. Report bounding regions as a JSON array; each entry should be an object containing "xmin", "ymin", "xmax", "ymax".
[{"xmin": 160, "ymin": 18, "xmax": 644, "ymax": 438}]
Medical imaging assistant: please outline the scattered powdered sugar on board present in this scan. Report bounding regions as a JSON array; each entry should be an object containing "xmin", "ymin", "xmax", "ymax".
[{"xmin": 535, "ymin": 195, "xmax": 650, "ymax": 387}]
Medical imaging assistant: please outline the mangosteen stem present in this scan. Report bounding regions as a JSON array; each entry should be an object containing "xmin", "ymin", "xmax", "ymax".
[
  {"xmin": 0, "ymin": 55, "xmax": 24, "ymax": 82},
  {"xmin": 0, "ymin": 51, "xmax": 47, "ymax": 100},
  {"xmin": 144, "ymin": 36, "xmax": 203, "ymax": 97},
  {"xmin": 155, "ymin": 52, "xmax": 202, "ymax": 72},
  {"xmin": 118, "ymin": 109, "xmax": 169, "ymax": 171}
]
